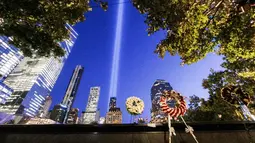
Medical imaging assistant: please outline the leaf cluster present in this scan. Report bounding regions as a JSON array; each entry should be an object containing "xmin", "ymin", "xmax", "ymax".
[{"xmin": 0, "ymin": 0, "xmax": 107, "ymax": 57}]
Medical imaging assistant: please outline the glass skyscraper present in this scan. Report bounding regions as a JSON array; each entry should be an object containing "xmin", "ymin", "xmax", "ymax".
[
  {"xmin": 38, "ymin": 95, "xmax": 52, "ymax": 118},
  {"xmin": 0, "ymin": 36, "xmax": 23, "ymax": 103},
  {"xmin": 49, "ymin": 104, "xmax": 67, "ymax": 123},
  {"xmin": 66, "ymin": 108, "xmax": 79, "ymax": 124},
  {"xmin": 151, "ymin": 79, "xmax": 173, "ymax": 123},
  {"xmin": 50, "ymin": 65, "xmax": 84, "ymax": 123},
  {"xmin": 0, "ymin": 82, "xmax": 13, "ymax": 104},
  {"xmin": 0, "ymin": 24, "xmax": 78, "ymax": 122},
  {"xmin": 80, "ymin": 87, "xmax": 100, "ymax": 124},
  {"xmin": 109, "ymin": 97, "xmax": 116, "ymax": 109},
  {"xmin": 0, "ymin": 36, "xmax": 23, "ymax": 81}
]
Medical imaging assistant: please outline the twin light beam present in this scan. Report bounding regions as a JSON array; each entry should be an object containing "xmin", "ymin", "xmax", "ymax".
[{"xmin": 108, "ymin": 0, "xmax": 125, "ymax": 105}]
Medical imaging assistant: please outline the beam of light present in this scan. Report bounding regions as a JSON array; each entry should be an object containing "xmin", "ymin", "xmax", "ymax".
[{"xmin": 108, "ymin": 0, "xmax": 125, "ymax": 107}]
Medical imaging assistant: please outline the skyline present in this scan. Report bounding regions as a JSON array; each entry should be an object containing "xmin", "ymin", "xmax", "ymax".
[
  {"xmin": 49, "ymin": 2, "xmax": 224, "ymax": 123},
  {"xmin": 0, "ymin": 3, "xmax": 254, "ymax": 143}
]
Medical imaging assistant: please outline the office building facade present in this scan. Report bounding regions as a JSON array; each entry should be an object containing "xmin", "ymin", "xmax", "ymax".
[
  {"xmin": 79, "ymin": 111, "xmax": 85, "ymax": 124},
  {"xmin": 105, "ymin": 97, "xmax": 122, "ymax": 124},
  {"xmin": 66, "ymin": 108, "xmax": 79, "ymax": 124},
  {"xmin": 0, "ymin": 57, "xmax": 65, "ymax": 117},
  {"xmin": 0, "ymin": 24, "xmax": 78, "ymax": 120},
  {"xmin": 50, "ymin": 104, "xmax": 67, "ymax": 123},
  {"xmin": 80, "ymin": 87, "xmax": 100, "ymax": 124},
  {"xmin": 46, "ymin": 110, "xmax": 52, "ymax": 119},
  {"xmin": 0, "ymin": 36, "xmax": 23, "ymax": 103},
  {"xmin": 150, "ymin": 79, "xmax": 173, "ymax": 123},
  {"xmin": 109, "ymin": 97, "xmax": 116, "ymax": 109},
  {"xmin": 0, "ymin": 82, "xmax": 13, "ymax": 104},
  {"xmin": 105, "ymin": 107, "xmax": 122, "ymax": 124},
  {"xmin": 50, "ymin": 65, "xmax": 84, "ymax": 123},
  {"xmin": 80, "ymin": 110, "xmax": 100, "ymax": 124},
  {"xmin": 61, "ymin": 65, "xmax": 83, "ymax": 123},
  {"xmin": 0, "ymin": 36, "xmax": 23, "ymax": 81},
  {"xmin": 38, "ymin": 95, "xmax": 52, "ymax": 118}
]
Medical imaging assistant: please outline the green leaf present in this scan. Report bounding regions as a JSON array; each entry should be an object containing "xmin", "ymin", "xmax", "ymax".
[{"xmin": 0, "ymin": 0, "xmax": 107, "ymax": 57}]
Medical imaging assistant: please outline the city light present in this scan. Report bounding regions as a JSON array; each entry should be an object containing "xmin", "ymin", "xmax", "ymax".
[{"xmin": 108, "ymin": 0, "xmax": 125, "ymax": 103}]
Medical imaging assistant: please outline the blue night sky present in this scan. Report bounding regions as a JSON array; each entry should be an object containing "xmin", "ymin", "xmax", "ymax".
[{"xmin": 50, "ymin": 1, "xmax": 223, "ymax": 123}]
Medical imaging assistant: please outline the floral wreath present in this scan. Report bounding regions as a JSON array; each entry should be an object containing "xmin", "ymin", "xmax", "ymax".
[
  {"xmin": 159, "ymin": 90, "xmax": 187, "ymax": 119},
  {"xmin": 126, "ymin": 96, "xmax": 144, "ymax": 115},
  {"xmin": 221, "ymin": 85, "xmax": 251, "ymax": 106}
]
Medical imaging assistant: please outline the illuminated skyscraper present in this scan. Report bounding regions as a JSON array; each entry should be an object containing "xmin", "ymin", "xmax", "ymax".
[
  {"xmin": 0, "ymin": 57, "xmax": 66, "ymax": 117},
  {"xmin": 105, "ymin": 107, "xmax": 122, "ymax": 124},
  {"xmin": 0, "ymin": 83, "xmax": 13, "ymax": 104},
  {"xmin": 105, "ymin": 97, "xmax": 122, "ymax": 124},
  {"xmin": 0, "ymin": 24, "xmax": 78, "ymax": 120},
  {"xmin": 50, "ymin": 104, "xmax": 66, "ymax": 123},
  {"xmin": 80, "ymin": 87, "xmax": 100, "ymax": 124},
  {"xmin": 150, "ymin": 79, "xmax": 173, "ymax": 123},
  {"xmin": 38, "ymin": 95, "xmax": 52, "ymax": 118},
  {"xmin": 79, "ymin": 111, "xmax": 85, "ymax": 124},
  {"xmin": 109, "ymin": 97, "xmax": 116, "ymax": 109},
  {"xmin": 50, "ymin": 65, "xmax": 84, "ymax": 123},
  {"xmin": 0, "ymin": 36, "xmax": 23, "ymax": 104},
  {"xmin": 66, "ymin": 108, "xmax": 79, "ymax": 124},
  {"xmin": 0, "ymin": 36, "xmax": 23, "ymax": 81}
]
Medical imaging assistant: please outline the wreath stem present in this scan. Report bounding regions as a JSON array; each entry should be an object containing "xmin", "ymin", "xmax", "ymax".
[
  {"xmin": 180, "ymin": 116, "xmax": 199, "ymax": 143},
  {"xmin": 168, "ymin": 114, "xmax": 172, "ymax": 143}
]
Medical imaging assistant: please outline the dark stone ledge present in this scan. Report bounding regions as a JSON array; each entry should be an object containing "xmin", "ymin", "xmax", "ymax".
[{"xmin": 0, "ymin": 122, "xmax": 255, "ymax": 143}]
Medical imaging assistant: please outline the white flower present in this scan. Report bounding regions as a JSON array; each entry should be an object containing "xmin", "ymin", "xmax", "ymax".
[{"xmin": 126, "ymin": 96, "xmax": 145, "ymax": 115}]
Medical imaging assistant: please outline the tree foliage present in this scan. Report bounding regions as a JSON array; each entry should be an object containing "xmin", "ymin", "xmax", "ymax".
[
  {"xmin": 132, "ymin": 0, "xmax": 255, "ymax": 67},
  {"xmin": 201, "ymin": 68, "xmax": 255, "ymax": 121},
  {"xmin": 184, "ymin": 63, "xmax": 255, "ymax": 122},
  {"xmin": 184, "ymin": 94, "xmax": 244, "ymax": 122},
  {"xmin": 0, "ymin": 0, "xmax": 107, "ymax": 57},
  {"xmin": 221, "ymin": 85, "xmax": 251, "ymax": 106},
  {"xmin": 188, "ymin": 95, "xmax": 202, "ymax": 110},
  {"xmin": 132, "ymin": 0, "xmax": 255, "ymax": 121}
]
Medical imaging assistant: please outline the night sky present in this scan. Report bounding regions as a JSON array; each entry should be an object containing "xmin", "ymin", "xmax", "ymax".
[{"xmin": 50, "ymin": 1, "xmax": 223, "ymax": 123}]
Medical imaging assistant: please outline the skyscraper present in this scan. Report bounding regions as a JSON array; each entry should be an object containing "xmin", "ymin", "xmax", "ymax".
[
  {"xmin": 66, "ymin": 108, "xmax": 79, "ymax": 124},
  {"xmin": 0, "ymin": 36, "xmax": 23, "ymax": 81},
  {"xmin": 0, "ymin": 57, "xmax": 65, "ymax": 117},
  {"xmin": 38, "ymin": 96, "xmax": 52, "ymax": 118},
  {"xmin": 109, "ymin": 97, "xmax": 116, "ymax": 109},
  {"xmin": 105, "ymin": 97, "xmax": 122, "ymax": 124},
  {"xmin": 151, "ymin": 79, "xmax": 173, "ymax": 123},
  {"xmin": 105, "ymin": 107, "xmax": 122, "ymax": 124},
  {"xmin": 79, "ymin": 111, "xmax": 85, "ymax": 124},
  {"xmin": 49, "ymin": 104, "xmax": 66, "ymax": 123},
  {"xmin": 0, "ymin": 24, "xmax": 78, "ymax": 121},
  {"xmin": 0, "ymin": 36, "xmax": 23, "ymax": 103},
  {"xmin": 50, "ymin": 65, "xmax": 84, "ymax": 123},
  {"xmin": 46, "ymin": 110, "xmax": 52, "ymax": 119},
  {"xmin": 80, "ymin": 87, "xmax": 100, "ymax": 124},
  {"xmin": 0, "ymin": 82, "xmax": 13, "ymax": 104}
]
